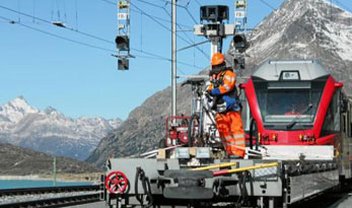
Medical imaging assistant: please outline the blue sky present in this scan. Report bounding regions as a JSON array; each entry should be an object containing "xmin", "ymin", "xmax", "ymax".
[{"xmin": 0, "ymin": 0, "xmax": 350, "ymax": 120}]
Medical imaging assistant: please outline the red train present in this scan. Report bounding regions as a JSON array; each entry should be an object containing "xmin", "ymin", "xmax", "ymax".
[
  {"xmin": 242, "ymin": 60, "xmax": 342, "ymax": 145},
  {"xmin": 241, "ymin": 60, "xmax": 351, "ymax": 176}
]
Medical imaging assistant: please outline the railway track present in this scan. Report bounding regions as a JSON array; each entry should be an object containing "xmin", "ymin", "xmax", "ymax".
[
  {"xmin": 0, "ymin": 185, "xmax": 100, "ymax": 197},
  {"xmin": 0, "ymin": 185, "xmax": 102, "ymax": 208}
]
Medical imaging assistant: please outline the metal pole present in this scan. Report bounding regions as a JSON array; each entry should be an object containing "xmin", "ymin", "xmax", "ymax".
[
  {"xmin": 171, "ymin": 0, "xmax": 177, "ymax": 118},
  {"xmin": 53, "ymin": 157, "xmax": 57, "ymax": 186},
  {"xmin": 211, "ymin": 38, "xmax": 218, "ymax": 57}
]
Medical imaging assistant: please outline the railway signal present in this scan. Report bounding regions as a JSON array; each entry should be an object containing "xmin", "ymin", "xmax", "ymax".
[
  {"xmin": 115, "ymin": 35, "xmax": 129, "ymax": 51},
  {"xmin": 115, "ymin": 0, "xmax": 131, "ymax": 70}
]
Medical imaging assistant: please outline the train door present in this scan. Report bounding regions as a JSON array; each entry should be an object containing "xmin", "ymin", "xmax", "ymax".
[
  {"xmin": 347, "ymin": 97, "xmax": 352, "ymax": 179},
  {"xmin": 240, "ymin": 87, "xmax": 258, "ymax": 151},
  {"xmin": 340, "ymin": 95, "xmax": 352, "ymax": 179}
]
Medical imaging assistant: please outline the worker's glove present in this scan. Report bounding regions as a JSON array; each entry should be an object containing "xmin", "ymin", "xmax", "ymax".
[{"xmin": 209, "ymin": 88, "xmax": 221, "ymax": 96}]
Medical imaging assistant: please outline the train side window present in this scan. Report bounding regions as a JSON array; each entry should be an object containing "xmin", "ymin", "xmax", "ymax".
[{"xmin": 322, "ymin": 91, "xmax": 340, "ymax": 135}]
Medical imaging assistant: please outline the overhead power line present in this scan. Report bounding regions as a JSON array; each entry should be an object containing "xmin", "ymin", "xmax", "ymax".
[
  {"xmin": 0, "ymin": 4, "xmax": 111, "ymax": 44},
  {"xmin": 258, "ymin": 0, "xmax": 276, "ymax": 10},
  {"xmin": 0, "ymin": 3, "xmax": 202, "ymax": 69},
  {"xmin": 100, "ymin": 0, "xmax": 209, "ymax": 60},
  {"xmin": 257, "ymin": 0, "xmax": 319, "ymax": 35},
  {"xmin": 135, "ymin": 0, "xmax": 171, "ymax": 17},
  {"xmin": 1, "ymin": 13, "xmax": 204, "ymax": 69},
  {"xmin": 0, "ymin": 15, "xmax": 115, "ymax": 53}
]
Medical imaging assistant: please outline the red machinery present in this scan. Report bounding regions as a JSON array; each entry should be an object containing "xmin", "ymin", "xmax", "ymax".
[{"xmin": 164, "ymin": 116, "xmax": 190, "ymax": 147}]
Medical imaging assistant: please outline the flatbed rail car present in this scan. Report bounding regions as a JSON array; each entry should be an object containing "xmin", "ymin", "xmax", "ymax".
[
  {"xmin": 103, "ymin": 157, "xmax": 339, "ymax": 208},
  {"xmin": 102, "ymin": 60, "xmax": 352, "ymax": 208}
]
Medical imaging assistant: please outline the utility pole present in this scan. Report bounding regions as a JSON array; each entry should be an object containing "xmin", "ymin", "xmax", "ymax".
[
  {"xmin": 171, "ymin": 0, "xmax": 177, "ymax": 118},
  {"xmin": 53, "ymin": 157, "xmax": 57, "ymax": 186}
]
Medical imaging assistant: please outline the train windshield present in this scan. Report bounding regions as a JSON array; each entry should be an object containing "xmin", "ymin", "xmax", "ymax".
[{"xmin": 254, "ymin": 81, "xmax": 325, "ymax": 129}]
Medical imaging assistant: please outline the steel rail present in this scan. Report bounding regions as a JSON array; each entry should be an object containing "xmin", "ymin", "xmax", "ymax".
[
  {"xmin": 0, "ymin": 185, "xmax": 100, "ymax": 197},
  {"xmin": 0, "ymin": 193, "xmax": 100, "ymax": 208}
]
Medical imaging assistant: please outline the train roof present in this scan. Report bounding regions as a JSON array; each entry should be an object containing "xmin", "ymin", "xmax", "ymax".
[{"xmin": 252, "ymin": 60, "xmax": 330, "ymax": 81}]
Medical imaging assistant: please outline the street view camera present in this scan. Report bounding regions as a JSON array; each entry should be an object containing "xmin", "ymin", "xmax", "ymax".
[
  {"xmin": 195, "ymin": 5, "xmax": 233, "ymax": 38},
  {"xmin": 194, "ymin": 4, "xmax": 249, "ymax": 69},
  {"xmin": 200, "ymin": 5, "xmax": 229, "ymax": 22}
]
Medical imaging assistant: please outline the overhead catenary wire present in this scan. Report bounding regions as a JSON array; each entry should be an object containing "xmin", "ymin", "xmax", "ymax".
[
  {"xmin": 0, "ymin": 15, "xmax": 115, "ymax": 53},
  {"xmin": 129, "ymin": 8, "xmax": 192, "ymax": 29},
  {"xmin": 194, "ymin": 0, "xmax": 201, "ymax": 7},
  {"xmin": 101, "ymin": 0, "xmax": 192, "ymax": 28},
  {"xmin": 1, "ymin": 1, "xmax": 206, "ymax": 70},
  {"xmin": 100, "ymin": 0, "xmax": 209, "ymax": 60},
  {"xmin": 75, "ymin": 0, "xmax": 78, "ymax": 30},
  {"xmin": 257, "ymin": 0, "xmax": 325, "ymax": 37},
  {"xmin": 0, "ymin": 12, "xmax": 201, "ymax": 69},
  {"xmin": 0, "ymin": 4, "xmax": 112, "ymax": 44},
  {"xmin": 135, "ymin": 0, "xmax": 171, "ymax": 17},
  {"xmin": 32, "ymin": 0, "xmax": 36, "ymax": 23},
  {"xmin": 159, "ymin": 0, "xmax": 198, "ymax": 24}
]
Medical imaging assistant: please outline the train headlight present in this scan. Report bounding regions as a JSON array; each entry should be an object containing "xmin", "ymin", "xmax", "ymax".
[
  {"xmin": 271, "ymin": 133, "xmax": 278, "ymax": 142},
  {"xmin": 299, "ymin": 134, "xmax": 315, "ymax": 143},
  {"xmin": 299, "ymin": 134, "xmax": 303, "ymax": 141}
]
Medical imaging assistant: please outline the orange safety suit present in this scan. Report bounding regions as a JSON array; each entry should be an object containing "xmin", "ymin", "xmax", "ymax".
[{"xmin": 208, "ymin": 69, "xmax": 246, "ymax": 158}]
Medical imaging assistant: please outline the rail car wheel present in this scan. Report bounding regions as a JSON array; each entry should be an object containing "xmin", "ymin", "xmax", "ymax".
[{"xmin": 105, "ymin": 171, "xmax": 129, "ymax": 194}]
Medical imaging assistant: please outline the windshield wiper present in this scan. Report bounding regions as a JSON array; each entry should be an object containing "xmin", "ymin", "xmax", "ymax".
[{"xmin": 286, "ymin": 104, "xmax": 313, "ymax": 130}]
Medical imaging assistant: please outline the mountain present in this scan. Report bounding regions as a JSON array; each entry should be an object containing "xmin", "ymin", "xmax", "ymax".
[
  {"xmin": 0, "ymin": 97, "xmax": 122, "ymax": 160},
  {"xmin": 87, "ymin": 0, "xmax": 352, "ymax": 167},
  {"xmin": 241, "ymin": 0, "xmax": 352, "ymax": 91},
  {"xmin": 0, "ymin": 143, "xmax": 99, "ymax": 175}
]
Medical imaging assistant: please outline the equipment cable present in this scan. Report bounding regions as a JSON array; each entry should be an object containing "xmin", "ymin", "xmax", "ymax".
[{"xmin": 134, "ymin": 167, "xmax": 153, "ymax": 208}]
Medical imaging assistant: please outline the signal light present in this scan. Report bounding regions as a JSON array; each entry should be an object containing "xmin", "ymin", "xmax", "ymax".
[
  {"xmin": 115, "ymin": 35, "xmax": 129, "ymax": 51},
  {"xmin": 233, "ymin": 34, "xmax": 249, "ymax": 53},
  {"xmin": 234, "ymin": 57, "xmax": 245, "ymax": 69},
  {"xmin": 118, "ymin": 58, "xmax": 129, "ymax": 70}
]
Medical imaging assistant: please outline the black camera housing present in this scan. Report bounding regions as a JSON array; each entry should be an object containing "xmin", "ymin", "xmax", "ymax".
[{"xmin": 200, "ymin": 5, "xmax": 229, "ymax": 23}]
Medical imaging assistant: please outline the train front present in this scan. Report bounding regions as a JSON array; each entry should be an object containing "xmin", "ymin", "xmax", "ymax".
[{"xmin": 241, "ymin": 60, "xmax": 343, "ymax": 160}]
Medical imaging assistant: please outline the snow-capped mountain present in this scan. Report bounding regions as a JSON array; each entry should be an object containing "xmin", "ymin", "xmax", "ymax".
[
  {"xmin": 0, "ymin": 96, "xmax": 122, "ymax": 160},
  {"xmin": 87, "ymin": 0, "xmax": 352, "ymax": 167},
  {"xmin": 242, "ymin": 0, "xmax": 352, "ymax": 92}
]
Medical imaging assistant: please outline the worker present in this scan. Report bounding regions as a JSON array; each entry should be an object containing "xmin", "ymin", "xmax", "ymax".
[{"xmin": 207, "ymin": 52, "xmax": 245, "ymax": 158}]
